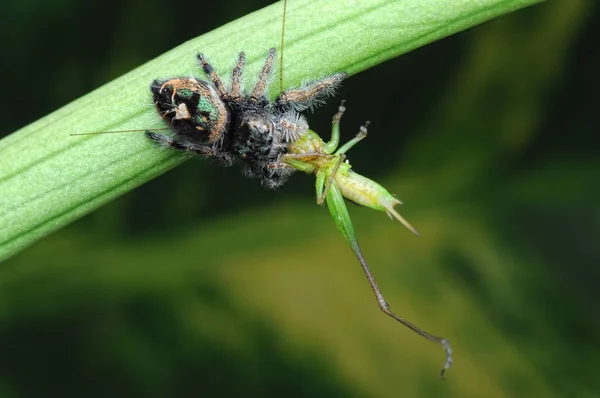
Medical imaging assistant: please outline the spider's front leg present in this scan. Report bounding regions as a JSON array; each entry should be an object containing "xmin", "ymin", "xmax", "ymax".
[
  {"xmin": 145, "ymin": 131, "xmax": 235, "ymax": 166},
  {"xmin": 197, "ymin": 53, "xmax": 228, "ymax": 99},
  {"xmin": 145, "ymin": 131, "xmax": 205, "ymax": 154}
]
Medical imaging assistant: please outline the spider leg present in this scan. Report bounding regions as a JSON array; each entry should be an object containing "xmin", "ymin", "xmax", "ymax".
[
  {"xmin": 230, "ymin": 52, "xmax": 246, "ymax": 101},
  {"xmin": 145, "ymin": 131, "xmax": 208, "ymax": 154},
  {"xmin": 250, "ymin": 48, "xmax": 276, "ymax": 101},
  {"xmin": 276, "ymin": 72, "xmax": 346, "ymax": 111},
  {"xmin": 145, "ymin": 131, "xmax": 234, "ymax": 165},
  {"xmin": 278, "ymin": 110, "xmax": 308, "ymax": 143},
  {"xmin": 197, "ymin": 53, "xmax": 228, "ymax": 99}
]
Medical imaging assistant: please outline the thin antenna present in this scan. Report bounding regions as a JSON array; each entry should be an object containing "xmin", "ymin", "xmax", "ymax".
[
  {"xmin": 70, "ymin": 128, "xmax": 169, "ymax": 136},
  {"xmin": 279, "ymin": 0, "xmax": 288, "ymax": 93}
]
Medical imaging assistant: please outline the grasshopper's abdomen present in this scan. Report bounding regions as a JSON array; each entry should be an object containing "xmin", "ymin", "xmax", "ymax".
[
  {"xmin": 336, "ymin": 170, "xmax": 398, "ymax": 212},
  {"xmin": 336, "ymin": 170, "xmax": 419, "ymax": 236}
]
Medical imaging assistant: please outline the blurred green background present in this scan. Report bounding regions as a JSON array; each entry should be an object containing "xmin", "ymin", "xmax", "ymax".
[{"xmin": 1, "ymin": 0, "xmax": 599, "ymax": 397}]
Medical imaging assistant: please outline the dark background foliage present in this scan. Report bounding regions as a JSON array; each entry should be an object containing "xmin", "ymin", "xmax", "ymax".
[{"xmin": 1, "ymin": 0, "xmax": 598, "ymax": 397}]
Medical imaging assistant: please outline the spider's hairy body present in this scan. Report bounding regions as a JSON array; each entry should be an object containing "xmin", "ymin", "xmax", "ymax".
[{"xmin": 146, "ymin": 48, "xmax": 346, "ymax": 189}]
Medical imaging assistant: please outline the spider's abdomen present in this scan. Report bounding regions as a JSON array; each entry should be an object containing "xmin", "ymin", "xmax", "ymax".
[{"xmin": 151, "ymin": 78, "xmax": 230, "ymax": 144}]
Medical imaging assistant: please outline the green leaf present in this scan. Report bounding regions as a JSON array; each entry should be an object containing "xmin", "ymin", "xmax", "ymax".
[{"xmin": 0, "ymin": 0, "xmax": 544, "ymax": 261}]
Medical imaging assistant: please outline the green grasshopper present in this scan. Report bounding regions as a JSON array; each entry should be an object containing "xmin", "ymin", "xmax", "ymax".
[{"xmin": 282, "ymin": 100, "xmax": 453, "ymax": 377}]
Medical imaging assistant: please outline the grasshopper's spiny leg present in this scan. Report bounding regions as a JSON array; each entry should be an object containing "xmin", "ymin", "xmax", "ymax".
[
  {"xmin": 230, "ymin": 52, "xmax": 246, "ymax": 101},
  {"xmin": 250, "ymin": 48, "xmax": 276, "ymax": 101},
  {"xmin": 197, "ymin": 53, "xmax": 228, "ymax": 99},
  {"xmin": 353, "ymin": 237, "xmax": 453, "ymax": 377}
]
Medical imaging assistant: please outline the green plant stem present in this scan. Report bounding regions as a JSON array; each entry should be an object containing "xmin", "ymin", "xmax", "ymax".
[{"xmin": 0, "ymin": 0, "xmax": 544, "ymax": 261}]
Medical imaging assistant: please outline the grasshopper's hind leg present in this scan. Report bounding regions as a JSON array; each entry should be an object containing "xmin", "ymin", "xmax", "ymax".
[{"xmin": 325, "ymin": 181, "xmax": 453, "ymax": 377}]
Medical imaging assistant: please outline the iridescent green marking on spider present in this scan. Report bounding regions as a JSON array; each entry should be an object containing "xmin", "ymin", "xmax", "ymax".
[
  {"xmin": 178, "ymin": 88, "xmax": 194, "ymax": 99},
  {"xmin": 194, "ymin": 96, "xmax": 223, "ymax": 131},
  {"xmin": 283, "ymin": 102, "xmax": 453, "ymax": 377},
  {"xmin": 196, "ymin": 96, "xmax": 218, "ymax": 119}
]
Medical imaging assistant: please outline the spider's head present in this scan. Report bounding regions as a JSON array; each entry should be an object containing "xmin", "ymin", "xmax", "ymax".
[{"xmin": 151, "ymin": 78, "xmax": 230, "ymax": 144}]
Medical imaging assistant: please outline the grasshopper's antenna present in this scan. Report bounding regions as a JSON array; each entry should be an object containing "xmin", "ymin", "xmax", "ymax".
[
  {"xmin": 70, "ymin": 128, "xmax": 169, "ymax": 136},
  {"xmin": 279, "ymin": 0, "xmax": 288, "ymax": 93}
]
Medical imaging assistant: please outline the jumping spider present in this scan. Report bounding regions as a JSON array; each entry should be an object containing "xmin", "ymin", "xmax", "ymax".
[{"xmin": 146, "ymin": 48, "xmax": 346, "ymax": 189}]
